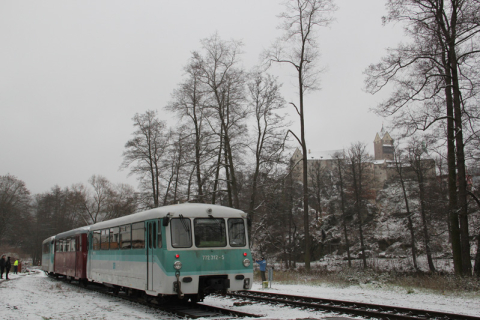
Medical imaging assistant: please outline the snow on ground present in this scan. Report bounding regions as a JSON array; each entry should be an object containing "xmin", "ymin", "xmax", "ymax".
[
  {"xmin": 0, "ymin": 270, "xmax": 176, "ymax": 320},
  {"xmin": 1, "ymin": 269, "xmax": 479, "ymax": 320}
]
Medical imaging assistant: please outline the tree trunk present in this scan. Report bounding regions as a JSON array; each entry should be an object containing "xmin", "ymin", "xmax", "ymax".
[
  {"xmin": 211, "ymin": 128, "xmax": 223, "ymax": 204},
  {"xmin": 299, "ymin": 67, "xmax": 311, "ymax": 271},
  {"xmin": 467, "ymin": 191, "xmax": 480, "ymax": 277},
  {"xmin": 395, "ymin": 154, "xmax": 418, "ymax": 270},
  {"xmin": 224, "ymin": 143, "xmax": 233, "ymax": 208},
  {"xmin": 351, "ymin": 158, "xmax": 366, "ymax": 268},
  {"xmin": 435, "ymin": 0, "xmax": 468, "ymax": 276},
  {"xmin": 336, "ymin": 158, "xmax": 351, "ymax": 267},
  {"xmin": 442, "ymin": 52, "xmax": 463, "ymax": 275},
  {"xmin": 224, "ymin": 135, "xmax": 239, "ymax": 208},
  {"xmin": 192, "ymin": 103, "xmax": 205, "ymax": 203},
  {"xmin": 417, "ymin": 164, "xmax": 435, "ymax": 272},
  {"xmin": 451, "ymin": 52, "xmax": 472, "ymax": 275}
]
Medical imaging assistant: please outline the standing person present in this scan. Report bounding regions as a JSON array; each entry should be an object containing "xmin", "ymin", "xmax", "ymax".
[
  {"xmin": 0, "ymin": 255, "xmax": 5, "ymax": 279},
  {"xmin": 13, "ymin": 259, "xmax": 19, "ymax": 274},
  {"xmin": 5, "ymin": 257, "xmax": 11, "ymax": 280},
  {"xmin": 255, "ymin": 257, "xmax": 267, "ymax": 282}
]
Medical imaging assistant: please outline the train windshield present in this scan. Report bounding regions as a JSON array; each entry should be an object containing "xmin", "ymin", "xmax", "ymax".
[
  {"xmin": 194, "ymin": 218, "xmax": 226, "ymax": 247},
  {"xmin": 228, "ymin": 218, "xmax": 246, "ymax": 247},
  {"xmin": 171, "ymin": 218, "xmax": 192, "ymax": 248}
]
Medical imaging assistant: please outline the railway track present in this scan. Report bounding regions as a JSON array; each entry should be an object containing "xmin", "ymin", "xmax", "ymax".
[
  {"xmin": 51, "ymin": 275, "xmax": 262, "ymax": 319},
  {"xmin": 227, "ymin": 290, "xmax": 480, "ymax": 320}
]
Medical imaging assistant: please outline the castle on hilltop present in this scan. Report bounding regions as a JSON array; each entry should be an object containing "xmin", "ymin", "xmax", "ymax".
[
  {"xmin": 374, "ymin": 126, "xmax": 394, "ymax": 161},
  {"xmin": 290, "ymin": 128, "xmax": 435, "ymax": 191}
]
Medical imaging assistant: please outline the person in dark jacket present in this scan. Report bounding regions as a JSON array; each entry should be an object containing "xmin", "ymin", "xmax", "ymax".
[
  {"xmin": 255, "ymin": 257, "xmax": 267, "ymax": 282},
  {"xmin": 0, "ymin": 255, "xmax": 5, "ymax": 279},
  {"xmin": 5, "ymin": 256, "xmax": 11, "ymax": 280}
]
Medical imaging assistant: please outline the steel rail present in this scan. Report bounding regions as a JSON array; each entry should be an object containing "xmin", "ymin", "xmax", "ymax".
[
  {"xmin": 49, "ymin": 275, "xmax": 262, "ymax": 319},
  {"xmin": 228, "ymin": 290, "xmax": 480, "ymax": 320}
]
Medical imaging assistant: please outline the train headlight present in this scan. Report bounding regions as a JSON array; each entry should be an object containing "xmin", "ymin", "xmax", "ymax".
[
  {"xmin": 243, "ymin": 258, "xmax": 251, "ymax": 267},
  {"xmin": 174, "ymin": 261, "xmax": 182, "ymax": 270}
]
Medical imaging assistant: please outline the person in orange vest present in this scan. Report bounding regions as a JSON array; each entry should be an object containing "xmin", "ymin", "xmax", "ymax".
[{"xmin": 13, "ymin": 259, "xmax": 19, "ymax": 274}]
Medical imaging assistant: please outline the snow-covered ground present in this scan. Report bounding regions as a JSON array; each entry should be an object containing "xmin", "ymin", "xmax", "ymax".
[{"xmin": 1, "ymin": 269, "xmax": 479, "ymax": 320}]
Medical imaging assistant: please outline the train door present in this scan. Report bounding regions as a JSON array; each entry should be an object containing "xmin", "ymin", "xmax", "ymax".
[
  {"xmin": 50, "ymin": 239, "xmax": 55, "ymax": 273},
  {"xmin": 146, "ymin": 220, "xmax": 157, "ymax": 291},
  {"xmin": 75, "ymin": 234, "xmax": 82, "ymax": 279}
]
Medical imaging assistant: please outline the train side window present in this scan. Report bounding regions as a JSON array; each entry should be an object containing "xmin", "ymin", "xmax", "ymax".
[
  {"xmin": 70, "ymin": 238, "xmax": 76, "ymax": 252},
  {"xmin": 171, "ymin": 218, "xmax": 192, "ymax": 248},
  {"xmin": 101, "ymin": 229, "xmax": 109, "ymax": 250},
  {"xmin": 157, "ymin": 220, "xmax": 162, "ymax": 248},
  {"xmin": 61, "ymin": 240, "xmax": 65, "ymax": 252},
  {"xmin": 132, "ymin": 222, "xmax": 145, "ymax": 249},
  {"xmin": 110, "ymin": 227, "xmax": 119, "ymax": 250},
  {"xmin": 152, "ymin": 223, "xmax": 157, "ymax": 249},
  {"xmin": 148, "ymin": 223, "xmax": 153, "ymax": 249},
  {"xmin": 228, "ymin": 218, "xmax": 246, "ymax": 247},
  {"xmin": 92, "ymin": 230, "xmax": 101, "ymax": 250},
  {"xmin": 55, "ymin": 240, "xmax": 60, "ymax": 252},
  {"xmin": 120, "ymin": 225, "xmax": 132, "ymax": 249}
]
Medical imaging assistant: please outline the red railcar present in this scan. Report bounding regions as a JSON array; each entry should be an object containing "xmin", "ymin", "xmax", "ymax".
[{"xmin": 54, "ymin": 227, "xmax": 89, "ymax": 280}]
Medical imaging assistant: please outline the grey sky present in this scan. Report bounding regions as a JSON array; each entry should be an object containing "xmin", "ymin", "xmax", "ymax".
[{"xmin": 0, "ymin": 0, "xmax": 404, "ymax": 195}]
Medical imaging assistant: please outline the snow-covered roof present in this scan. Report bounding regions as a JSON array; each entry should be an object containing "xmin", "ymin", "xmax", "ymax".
[{"xmin": 305, "ymin": 149, "xmax": 344, "ymax": 160}]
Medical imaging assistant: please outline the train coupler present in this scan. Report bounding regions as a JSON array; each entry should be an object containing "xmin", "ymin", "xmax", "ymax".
[{"xmin": 174, "ymin": 271, "xmax": 184, "ymax": 299}]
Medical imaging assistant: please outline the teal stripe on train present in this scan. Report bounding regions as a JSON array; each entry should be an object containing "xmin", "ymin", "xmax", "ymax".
[{"xmin": 90, "ymin": 248, "xmax": 252, "ymax": 276}]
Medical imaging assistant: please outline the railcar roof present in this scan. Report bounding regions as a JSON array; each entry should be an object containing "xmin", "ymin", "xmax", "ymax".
[
  {"xmin": 55, "ymin": 226, "xmax": 90, "ymax": 239},
  {"xmin": 90, "ymin": 203, "xmax": 246, "ymax": 231},
  {"xmin": 41, "ymin": 235, "xmax": 55, "ymax": 244}
]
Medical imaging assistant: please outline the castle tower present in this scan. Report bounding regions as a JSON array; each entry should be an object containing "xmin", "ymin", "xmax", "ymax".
[{"xmin": 374, "ymin": 127, "xmax": 394, "ymax": 160}]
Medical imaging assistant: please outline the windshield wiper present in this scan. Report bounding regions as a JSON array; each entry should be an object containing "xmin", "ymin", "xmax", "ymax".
[{"xmin": 179, "ymin": 214, "xmax": 191, "ymax": 241}]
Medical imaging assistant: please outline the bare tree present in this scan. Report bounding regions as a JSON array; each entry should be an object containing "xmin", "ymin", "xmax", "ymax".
[
  {"xmin": 106, "ymin": 183, "xmax": 138, "ymax": 219},
  {"xmin": 78, "ymin": 175, "xmax": 137, "ymax": 225},
  {"xmin": 333, "ymin": 151, "xmax": 352, "ymax": 267},
  {"xmin": 347, "ymin": 142, "xmax": 372, "ymax": 269},
  {"xmin": 79, "ymin": 175, "xmax": 112, "ymax": 224},
  {"xmin": 192, "ymin": 33, "xmax": 248, "ymax": 208},
  {"xmin": 265, "ymin": 0, "xmax": 336, "ymax": 271},
  {"xmin": 309, "ymin": 161, "xmax": 328, "ymax": 222},
  {"xmin": 246, "ymin": 70, "xmax": 288, "ymax": 235},
  {"xmin": 0, "ymin": 174, "xmax": 31, "ymax": 245},
  {"xmin": 166, "ymin": 60, "xmax": 214, "ymax": 203},
  {"xmin": 392, "ymin": 143, "xmax": 419, "ymax": 270},
  {"xmin": 160, "ymin": 128, "xmax": 194, "ymax": 205},
  {"xmin": 407, "ymin": 138, "xmax": 436, "ymax": 272},
  {"xmin": 121, "ymin": 110, "xmax": 169, "ymax": 208},
  {"xmin": 365, "ymin": 0, "xmax": 480, "ymax": 275}
]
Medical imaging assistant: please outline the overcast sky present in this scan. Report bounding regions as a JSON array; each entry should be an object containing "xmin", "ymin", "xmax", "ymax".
[{"xmin": 0, "ymin": 0, "xmax": 405, "ymax": 195}]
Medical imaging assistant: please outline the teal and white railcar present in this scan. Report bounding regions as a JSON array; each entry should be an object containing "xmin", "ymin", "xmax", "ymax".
[
  {"xmin": 87, "ymin": 203, "xmax": 253, "ymax": 301},
  {"xmin": 41, "ymin": 236, "xmax": 55, "ymax": 274}
]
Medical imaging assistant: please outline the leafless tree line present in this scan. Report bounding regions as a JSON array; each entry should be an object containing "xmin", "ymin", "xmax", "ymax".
[
  {"xmin": 0, "ymin": 174, "xmax": 137, "ymax": 262},
  {"xmin": 2, "ymin": 0, "xmax": 479, "ymax": 277},
  {"xmin": 364, "ymin": 0, "xmax": 480, "ymax": 275},
  {"xmin": 120, "ymin": 34, "xmax": 291, "ymax": 225}
]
